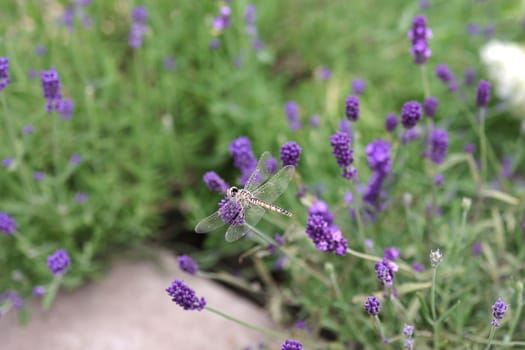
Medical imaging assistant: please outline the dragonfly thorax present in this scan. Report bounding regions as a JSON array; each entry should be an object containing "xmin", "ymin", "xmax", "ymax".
[
  {"xmin": 226, "ymin": 186, "xmax": 239, "ymax": 198},
  {"xmin": 227, "ymin": 186, "xmax": 253, "ymax": 201}
]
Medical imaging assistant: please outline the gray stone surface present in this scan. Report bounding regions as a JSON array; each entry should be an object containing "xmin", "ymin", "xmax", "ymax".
[{"xmin": 0, "ymin": 251, "xmax": 280, "ymax": 350}]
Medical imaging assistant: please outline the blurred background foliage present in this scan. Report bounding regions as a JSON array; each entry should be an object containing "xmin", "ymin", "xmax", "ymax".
[{"xmin": 1, "ymin": 0, "xmax": 525, "ymax": 345}]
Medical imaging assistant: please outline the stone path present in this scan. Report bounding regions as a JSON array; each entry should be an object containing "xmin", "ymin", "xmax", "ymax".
[{"xmin": 0, "ymin": 251, "xmax": 281, "ymax": 350}]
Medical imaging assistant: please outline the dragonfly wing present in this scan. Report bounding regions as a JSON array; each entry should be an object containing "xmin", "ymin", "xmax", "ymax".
[
  {"xmin": 195, "ymin": 211, "xmax": 226, "ymax": 234},
  {"xmin": 225, "ymin": 205, "xmax": 266, "ymax": 242},
  {"xmin": 252, "ymin": 165, "xmax": 295, "ymax": 203},
  {"xmin": 244, "ymin": 152, "xmax": 274, "ymax": 193}
]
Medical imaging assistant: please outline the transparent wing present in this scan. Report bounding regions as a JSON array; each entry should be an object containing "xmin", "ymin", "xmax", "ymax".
[
  {"xmin": 195, "ymin": 211, "xmax": 226, "ymax": 234},
  {"xmin": 245, "ymin": 152, "xmax": 274, "ymax": 193},
  {"xmin": 252, "ymin": 165, "xmax": 295, "ymax": 203},
  {"xmin": 225, "ymin": 205, "xmax": 265, "ymax": 242}
]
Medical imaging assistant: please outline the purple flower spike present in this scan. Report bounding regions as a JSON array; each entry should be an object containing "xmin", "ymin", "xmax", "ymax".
[
  {"xmin": 305, "ymin": 212, "xmax": 348, "ymax": 256},
  {"xmin": 132, "ymin": 6, "xmax": 148, "ymax": 23},
  {"xmin": 70, "ymin": 154, "xmax": 82, "ymax": 165},
  {"xmin": 435, "ymin": 64, "xmax": 458, "ymax": 92},
  {"xmin": 177, "ymin": 255, "xmax": 199, "ymax": 275},
  {"xmin": 41, "ymin": 67, "xmax": 62, "ymax": 112},
  {"xmin": 423, "ymin": 97, "xmax": 439, "ymax": 117},
  {"xmin": 166, "ymin": 279, "xmax": 206, "ymax": 311},
  {"xmin": 265, "ymin": 157, "xmax": 278, "ymax": 174},
  {"xmin": 0, "ymin": 57, "xmax": 11, "ymax": 91},
  {"xmin": 429, "ymin": 129, "xmax": 449, "ymax": 164},
  {"xmin": 401, "ymin": 101, "xmax": 422, "ymax": 129},
  {"xmin": 218, "ymin": 198, "xmax": 245, "ymax": 226},
  {"xmin": 47, "ymin": 249, "xmax": 71, "ymax": 275},
  {"xmin": 34, "ymin": 171, "xmax": 45, "ymax": 181},
  {"xmin": 2, "ymin": 157, "xmax": 13, "ymax": 168},
  {"xmin": 352, "ymin": 78, "xmax": 367, "ymax": 95},
  {"xmin": 464, "ymin": 68, "xmax": 476, "ymax": 87},
  {"xmin": 383, "ymin": 247, "xmax": 400, "ymax": 261},
  {"xmin": 375, "ymin": 258, "xmax": 397, "ymax": 287},
  {"xmin": 229, "ymin": 136, "xmax": 256, "ymax": 185},
  {"xmin": 23, "ymin": 125, "xmax": 34, "ymax": 135},
  {"xmin": 385, "ymin": 114, "xmax": 398, "ymax": 132},
  {"xmin": 280, "ymin": 141, "xmax": 302, "ymax": 167},
  {"xmin": 491, "ymin": 298, "xmax": 508, "ymax": 327},
  {"xmin": 74, "ymin": 192, "xmax": 88, "ymax": 203},
  {"xmin": 281, "ymin": 339, "xmax": 303, "ymax": 350},
  {"xmin": 285, "ymin": 101, "xmax": 301, "ymax": 132},
  {"xmin": 164, "ymin": 56, "xmax": 175, "ymax": 71},
  {"xmin": 33, "ymin": 286, "xmax": 46, "ymax": 296},
  {"xmin": 203, "ymin": 171, "xmax": 229, "ymax": 194},
  {"xmin": 330, "ymin": 131, "xmax": 353, "ymax": 168},
  {"xmin": 476, "ymin": 80, "xmax": 491, "ymax": 108},
  {"xmin": 365, "ymin": 140, "xmax": 392, "ymax": 175},
  {"xmin": 0, "ymin": 212, "xmax": 17, "ymax": 235},
  {"xmin": 408, "ymin": 15, "xmax": 432, "ymax": 64},
  {"xmin": 364, "ymin": 296, "xmax": 382, "ymax": 316},
  {"xmin": 434, "ymin": 173, "xmax": 444, "ymax": 186},
  {"xmin": 345, "ymin": 95, "xmax": 360, "ymax": 121},
  {"xmin": 209, "ymin": 38, "xmax": 220, "ymax": 50}
]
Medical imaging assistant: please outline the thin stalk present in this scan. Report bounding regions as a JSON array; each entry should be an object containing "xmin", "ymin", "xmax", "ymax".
[
  {"xmin": 479, "ymin": 107, "xmax": 488, "ymax": 183},
  {"xmin": 1, "ymin": 93, "xmax": 16, "ymax": 152},
  {"xmin": 420, "ymin": 65, "xmax": 431, "ymax": 99},
  {"xmin": 431, "ymin": 266, "xmax": 439, "ymax": 350},
  {"xmin": 484, "ymin": 326, "xmax": 496, "ymax": 350},
  {"xmin": 246, "ymin": 223, "xmax": 330, "ymax": 285},
  {"xmin": 205, "ymin": 305, "xmax": 287, "ymax": 339},
  {"xmin": 373, "ymin": 315, "xmax": 386, "ymax": 343},
  {"xmin": 349, "ymin": 184, "xmax": 366, "ymax": 247}
]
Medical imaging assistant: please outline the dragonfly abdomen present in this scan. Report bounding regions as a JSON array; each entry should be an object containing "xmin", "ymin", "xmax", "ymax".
[{"xmin": 248, "ymin": 197, "xmax": 293, "ymax": 217}]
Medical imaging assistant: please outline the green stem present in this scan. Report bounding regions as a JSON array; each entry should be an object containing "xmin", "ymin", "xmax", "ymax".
[
  {"xmin": 246, "ymin": 223, "xmax": 330, "ymax": 285},
  {"xmin": 484, "ymin": 326, "xmax": 496, "ymax": 350},
  {"xmin": 373, "ymin": 315, "xmax": 386, "ymax": 342},
  {"xmin": 1, "ymin": 93, "xmax": 16, "ymax": 153},
  {"xmin": 431, "ymin": 266, "xmax": 439, "ymax": 350},
  {"xmin": 420, "ymin": 65, "xmax": 431, "ymax": 99},
  {"xmin": 326, "ymin": 263, "xmax": 345, "ymax": 304},
  {"xmin": 205, "ymin": 305, "xmax": 287, "ymax": 339},
  {"xmin": 349, "ymin": 185, "xmax": 366, "ymax": 247},
  {"xmin": 479, "ymin": 107, "xmax": 488, "ymax": 183}
]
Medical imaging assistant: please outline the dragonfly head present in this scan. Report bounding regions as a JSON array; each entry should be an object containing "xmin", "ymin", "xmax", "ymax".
[{"xmin": 227, "ymin": 186, "xmax": 239, "ymax": 198}]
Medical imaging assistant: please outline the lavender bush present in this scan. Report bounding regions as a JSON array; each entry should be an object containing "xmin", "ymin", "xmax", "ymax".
[{"xmin": 1, "ymin": 1, "xmax": 524, "ymax": 349}]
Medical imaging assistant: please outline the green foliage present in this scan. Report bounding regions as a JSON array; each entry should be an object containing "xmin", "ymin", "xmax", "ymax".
[{"xmin": 1, "ymin": 0, "xmax": 524, "ymax": 348}]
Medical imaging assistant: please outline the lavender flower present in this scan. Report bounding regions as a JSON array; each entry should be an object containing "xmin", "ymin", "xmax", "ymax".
[
  {"xmin": 281, "ymin": 339, "xmax": 302, "ymax": 350},
  {"xmin": 23, "ymin": 124, "xmax": 34, "ymax": 135},
  {"xmin": 57, "ymin": 98, "xmax": 74, "ymax": 120},
  {"xmin": 33, "ymin": 286, "xmax": 46, "ymax": 296},
  {"xmin": 0, "ymin": 57, "xmax": 11, "ymax": 91},
  {"xmin": 366, "ymin": 140, "xmax": 392, "ymax": 175},
  {"xmin": 435, "ymin": 64, "xmax": 458, "ymax": 92},
  {"xmin": 352, "ymin": 78, "xmax": 367, "ymax": 95},
  {"xmin": 339, "ymin": 119, "xmax": 352, "ymax": 135},
  {"xmin": 305, "ymin": 213, "xmax": 348, "ymax": 256},
  {"xmin": 402, "ymin": 127, "xmax": 422, "ymax": 144},
  {"xmin": 423, "ymin": 97, "xmax": 438, "ymax": 117},
  {"xmin": 476, "ymin": 80, "xmax": 491, "ymax": 108},
  {"xmin": 280, "ymin": 142, "xmax": 301, "ymax": 167},
  {"xmin": 385, "ymin": 114, "xmax": 398, "ymax": 133},
  {"xmin": 472, "ymin": 242, "xmax": 482, "ymax": 256},
  {"xmin": 330, "ymin": 131, "xmax": 356, "ymax": 179},
  {"xmin": 74, "ymin": 192, "xmax": 89, "ymax": 203},
  {"xmin": 491, "ymin": 298, "xmax": 508, "ymax": 327},
  {"xmin": 408, "ymin": 15, "xmax": 432, "ymax": 64},
  {"xmin": 285, "ymin": 101, "xmax": 301, "ymax": 131},
  {"xmin": 212, "ymin": 5, "xmax": 231, "ymax": 32},
  {"xmin": 412, "ymin": 262, "xmax": 424, "ymax": 272},
  {"xmin": 428, "ymin": 129, "xmax": 449, "ymax": 164},
  {"xmin": 129, "ymin": 7, "xmax": 148, "ymax": 48},
  {"xmin": 434, "ymin": 173, "xmax": 444, "ymax": 186},
  {"xmin": 464, "ymin": 68, "xmax": 476, "ymax": 87},
  {"xmin": 229, "ymin": 136, "xmax": 256, "ymax": 185},
  {"xmin": 203, "ymin": 171, "xmax": 229, "ymax": 194},
  {"xmin": 464, "ymin": 143, "xmax": 476, "ymax": 154},
  {"xmin": 345, "ymin": 95, "xmax": 360, "ymax": 121},
  {"xmin": 177, "ymin": 255, "xmax": 199, "ymax": 275},
  {"xmin": 401, "ymin": 101, "xmax": 422, "ymax": 129},
  {"xmin": 375, "ymin": 258, "xmax": 397, "ymax": 287},
  {"xmin": 35, "ymin": 45, "xmax": 46, "ymax": 56},
  {"xmin": 70, "ymin": 154, "xmax": 82, "ymax": 165},
  {"xmin": 41, "ymin": 67, "xmax": 62, "ymax": 112},
  {"xmin": 384, "ymin": 247, "xmax": 400, "ymax": 261},
  {"xmin": 310, "ymin": 115, "xmax": 320, "ymax": 128},
  {"xmin": 0, "ymin": 212, "xmax": 17, "ymax": 235},
  {"xmin": 364, "ymin": 296, "xmax": 381, "ymax": 316},
  {"xmin": 309, "ymin": 200, "xmax": 334, "ymax": 224},
  {"xmin": 2, "ymin": 157, "xmax": 13, "ymax": 168},
  {"xmin": 7, "ymin": 291, "xmax": 23, "ymax": 309},
  {"xmin": 34, "ymin": 171, "xmax": 45, "ymax": 181},
  {"xmin": 47, "ymin": 249, "xmax": 71, "ymax": 275},
  {"xmin": 403, "ymin": 324, "xmax": 414, "ymax": 337},
  {"xmin": 166, "ymin": 279, "xmax": 206, "ymax": 311},
  {"xmin": 218, "ymin": 198, "xmax": 245, "ymax": 226},
  {"xmin": 244, "ymin": 4, "xmax": 264, "ymax": 51},
  {"xmin": 164, "ymin": 56, "xmax": 175, "ymax": 71},
  {"xmin": 316, "ymin": 66, "xmax": 332, "ymax": 81},
  {"xmin": 363, "ymin": 172, "xmax": 387, "ymax": 211},
  {"xmin": 28, "ymin": 69, "xmax": 37, "ymax": 80}
]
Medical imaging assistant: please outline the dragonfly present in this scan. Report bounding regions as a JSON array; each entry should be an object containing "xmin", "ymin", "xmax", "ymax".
[{"xmin": 195, "ymin": 152, "xmax": 295, "ymax": 242}]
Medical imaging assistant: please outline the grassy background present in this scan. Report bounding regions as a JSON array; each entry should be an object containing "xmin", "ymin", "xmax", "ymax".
[{"xmin": 1, "ymin": 0, "xmax": 524, "ymax": 347}]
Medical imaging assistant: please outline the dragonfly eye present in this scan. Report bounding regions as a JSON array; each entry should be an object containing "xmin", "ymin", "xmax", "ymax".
[{"xmin": 227, "ymin": 187, "xmax": 239, "ymax": 197}]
